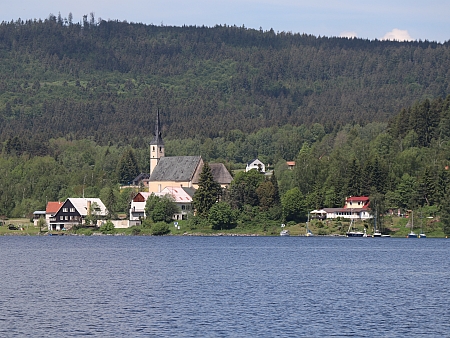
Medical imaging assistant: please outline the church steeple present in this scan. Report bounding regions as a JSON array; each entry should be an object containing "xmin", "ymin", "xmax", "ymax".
[
  {"xmin": 150, "ymin": 109, "xmax": 165, "ymax": 176},
  {"xmin": 150, "ymin": 108, "xmax": 164, "ymax": 146}
]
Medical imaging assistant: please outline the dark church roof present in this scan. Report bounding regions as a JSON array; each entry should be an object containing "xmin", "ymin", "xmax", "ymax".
[
  {"xmin": 149, "ymin": 156, "xmax": 202, "ymax": 182},
  {"xmin": 150, "ymin": 109, "xmax": 164, "ymax": 145},
  {"xmin": 210, "ymin": 163, "xmax": 233, "ymax": 184},
  {"xmin": 191, "ymin": 163, "xmax": 233, "ymax": 185}
]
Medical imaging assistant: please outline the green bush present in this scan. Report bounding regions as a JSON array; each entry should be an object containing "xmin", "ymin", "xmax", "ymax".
[
  {"xmin": 151, "ymin": 222, "xmax": 170, "ymax": 236},
  {"xmin": 99, "ymin": 220, "xmax": 115, "ymax": 234},
  {"xmin": 131, "ymin": 227, "xmax": 141, "ymax": 235}
]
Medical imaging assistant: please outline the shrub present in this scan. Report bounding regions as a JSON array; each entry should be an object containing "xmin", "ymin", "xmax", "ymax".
[
  {"xmin": 131, "ymin": 227, "xmax": 141, "ymax": 235},
  {"xmin": 151, "ymin": 222, "xmax": 170, "ymax": 236},
  {"xmin": 99, "ymin": 220, "xmax": 115, "ymax": 234}
]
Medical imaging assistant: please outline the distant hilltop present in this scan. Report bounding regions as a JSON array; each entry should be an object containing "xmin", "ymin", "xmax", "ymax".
[{"xmin": 0, "ymin": 18, "xmax": 449, "ymax": 144}]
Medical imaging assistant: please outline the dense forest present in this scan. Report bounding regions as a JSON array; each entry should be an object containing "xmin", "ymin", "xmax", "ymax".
[
  {"xmin": 1, "ymin": 14, "xmax": 450, "ymax": 234},
  {"xmin": 0, "ymin": 14, "xmax": 449, "ymax": 149}
]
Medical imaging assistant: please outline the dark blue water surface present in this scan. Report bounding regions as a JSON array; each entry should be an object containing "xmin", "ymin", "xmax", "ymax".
[{"xmin": 0, "ymin": 236, "xmax": 449, "ymax": 337}]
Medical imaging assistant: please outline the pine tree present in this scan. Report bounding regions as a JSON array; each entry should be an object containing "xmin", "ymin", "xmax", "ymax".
[
  {"xmin": 117, "ymin": 148, "xmax": 139, "ymax": 185},
  {"xmin": 347, "ymin": 158, "xmax": 361, "ymax": 196},
  {"xmin": 193, "ymin": 162, "xmax": 222, "ymax": 217}
]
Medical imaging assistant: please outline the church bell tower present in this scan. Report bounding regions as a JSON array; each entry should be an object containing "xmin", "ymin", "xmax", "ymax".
[{"xmin": 150, "ymin": 109, "xmax": 165, "ymax": 176}]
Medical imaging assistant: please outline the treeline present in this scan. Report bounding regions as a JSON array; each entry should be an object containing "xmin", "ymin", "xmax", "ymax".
[
  {"xmin": 2, "ymin": 96, "xmax": 450, "ymax": 235},
  {"xmin": 1, "ymin": 16, "xmax": 450, "ymax": 150}
]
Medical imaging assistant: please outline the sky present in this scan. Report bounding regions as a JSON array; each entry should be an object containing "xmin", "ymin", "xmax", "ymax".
[{"xmin": 2, "ymin": 0, "xmax": 449, "ymax": 43}]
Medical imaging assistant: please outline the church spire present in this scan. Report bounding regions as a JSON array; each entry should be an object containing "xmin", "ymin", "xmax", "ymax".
[
  {"xmin": 150, "ymin": 108, "xmax": 164, "ymax": 145},
  {"xmin": 150, "ymin": 109, "xmax": 165, "ymax": 177}
]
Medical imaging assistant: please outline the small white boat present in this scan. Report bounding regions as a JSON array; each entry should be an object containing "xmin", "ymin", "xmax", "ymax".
[
  {"xmin": 280, "ymin": 230, "xmax": 290, "ymax": 236},
  {"xmin": 419, "ymin": 233, "xmax": 427, "ymax": 238},
  {"xmin": 373, "ymin": 230, "xmax": 382, "ymax": 237},
  {"xmin": 407, "ymin": 211, "xmax": 418, "ymax": 238}
]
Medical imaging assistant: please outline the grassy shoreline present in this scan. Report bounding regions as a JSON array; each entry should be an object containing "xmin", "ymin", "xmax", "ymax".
[{"xmin": 1, "ymin": 217, "xmax": 447, "ymax": 237}]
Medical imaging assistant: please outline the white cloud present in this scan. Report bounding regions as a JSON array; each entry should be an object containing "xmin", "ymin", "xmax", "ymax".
[
  {"xmin": 340, "ymin": 31, "xmax": 357, "ymax": 38},
  {"xmin": 381, "ymin": 28, "xmax": 413, "ymax": 41}
]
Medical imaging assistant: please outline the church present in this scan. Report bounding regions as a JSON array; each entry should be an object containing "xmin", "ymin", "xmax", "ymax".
[{"xmin": 146, "ymin": 110, "xmax": 233, "ymax": 194}]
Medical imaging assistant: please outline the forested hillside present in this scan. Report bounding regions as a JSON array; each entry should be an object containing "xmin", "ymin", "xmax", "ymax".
[
  {"xmin": 0, "ymin": 14, "xmax": 449, "ymax": 152},
  {"xmin": 1, "ymin": 15, "xmax": 450, "ymax": 235}
]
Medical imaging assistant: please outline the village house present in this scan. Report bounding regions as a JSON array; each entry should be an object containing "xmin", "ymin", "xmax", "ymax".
[
  {"xmin": 129, "ymin": 187, "xmax": 196, "ymax": 225},
  {"xmin": 33, "ymin": 201, "xmax": 64, "ymax": 227},
  {"xmin": 49, "ymin": 198, "xmax": 108, "ymax": 230},
  {"xmin": 313, "ymin": 196, "xmax": 372, "ymax": 220},
  {"xmin": 286, "ymin": 161, "xmax": 296, "ymax": 170},
  {"xmin": 45, "ymin": 201, "xmax": 64, "ymax": 226},
  {"xmin": 245, "ymin": 159, "xmax": 265, "ymax": 173}
]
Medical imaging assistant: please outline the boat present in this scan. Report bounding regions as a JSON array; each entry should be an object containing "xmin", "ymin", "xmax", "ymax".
[
  {"xmin": 346, "ymin": 219, "xmax": 364, "ymax": 237},
  {"xmin": 372, "ymin": 212, "xmax": 382, "ymax": 237},
  {"xmin": 418, "ymin": 214, "xmax": 426, "ymax": 238},
  {"xmin": 407, "ymin": 211, "xmax": 418, "ymax": 238},
  {"xmin": 305, "ymin": 213, "xmax": 314, "ymax": 236},
  {"xmin": 373, "ymin": 230, "xmax": 382, "ymax": 237},
  {"xmin": 280, "ymin": 229, "xmax": 290, "ymax": 236}
]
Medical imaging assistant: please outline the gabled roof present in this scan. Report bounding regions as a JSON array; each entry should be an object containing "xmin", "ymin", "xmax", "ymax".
[
  {"xmin": 346, "ymin": 196, "xmax": 370, "ymax": 202},
  {"xmin": 67, "ymin": 198, "xmax": 108, "ymax": 217},
  {"xmin": 247, "ymin": 158, "xmax": 263, "ymax": 165},
  {"xmin": 132, "ymin": 173, "xmax": 150, "ymax": 185},
  {"xmin": 132, "ymin": 192, "xmax": 151, "ymax": 202},
  {"xmin": 149, "ymin": 156, "xmax": 202, "ymax": 182},
  {"xmin": 209, "ymin": 163, "xmax": 233, "ymax": 184},
  {"xmin": 191, "ymin": 162, "xmax": 233, "ymax": 185},
  {"xmin": 156, "ymin": 186, "xmax": 193, "ymax": 203},
  {"xmin": 46, "ymin": 201, "xmax": 63, "ymax": 214}
]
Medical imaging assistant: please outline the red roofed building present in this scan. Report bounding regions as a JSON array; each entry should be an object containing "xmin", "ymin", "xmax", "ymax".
[
  {"xmin": 45, "ymin": 202, "xmax": 64, "ymax": 229},
  {"xmin": 320, "ymin": 196, "xmax": 372, "ymax": 220},
  {"xmin": 343, "ymin": 196, "xmax": 370, "ymax": 209}
]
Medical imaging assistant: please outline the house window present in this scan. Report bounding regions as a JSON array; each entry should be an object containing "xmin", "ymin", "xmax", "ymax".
[
  {"xmin": 65, "ymin": 216, "xmax": 68, "ymax": 220},
  {"xmin": 181, "ymin": 205, "xmax": 185, "ymax": 210},
  {"xmin": 60, "ymin": 216, "xmax": 63, "ymax": 220},
  {"xmin": 152, "ymin": 146, "xmax": 155, "ymax": 151},
  {"xmin": 63, "ymin": 208, "xmax": 68, "ymax": 212},
  {"xmin": 70, "ymin": 208, "xmax": 75, "ymax": 212},
  {"xmin": 159, "ymin": 146, "xmax": 162, "ymax": 153}
]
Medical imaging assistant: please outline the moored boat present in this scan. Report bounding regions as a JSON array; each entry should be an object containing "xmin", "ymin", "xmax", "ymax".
[
  {"xmin": 346, "ymin": 219, "xmax": 364, "ymax": 237},
  {"xmin": 407, "ymin": 211, "xmax": 418, "ymax": 238},
  {"xmin": 280, "ymin": 229, "xmax": 290, "ymax": 236}
]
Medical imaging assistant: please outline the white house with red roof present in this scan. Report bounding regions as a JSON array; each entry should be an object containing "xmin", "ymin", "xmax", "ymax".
[
  {"xmin": 129, "ymin": 192, "xmax": 152, "ymax": 225},
  {"xmin": 320, "ymin": 196, "xmax": 372, "ymax": 220},
  {"xmin": 46, "ymin": 201, "xmax": 64, "ymax": 228}
]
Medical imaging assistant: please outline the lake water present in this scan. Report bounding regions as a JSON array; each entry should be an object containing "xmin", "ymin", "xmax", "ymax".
[{"xmin": 0, "ymin": 236, "xmax": 449, "ymax": 337}]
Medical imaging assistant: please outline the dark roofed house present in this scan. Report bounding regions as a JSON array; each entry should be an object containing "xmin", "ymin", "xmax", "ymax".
[{"xmin": 131, "ymin": 173, "xmax": 150, "ymax": 187}]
